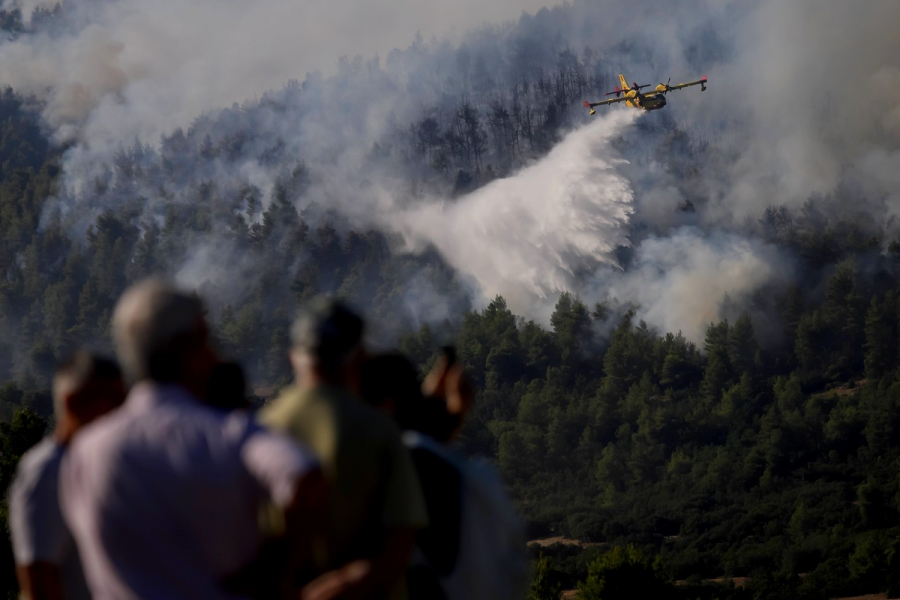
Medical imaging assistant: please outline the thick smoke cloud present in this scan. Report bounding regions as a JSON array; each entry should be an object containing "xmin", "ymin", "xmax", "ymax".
[
  {"xmin": 2, "ymin": 0, "xmax": 898, "ymax": 345},
  {"xmin": 603, "ymin": 229, "xmax": 791, "ymax": 343},
  {"xmin": 691, "ymin": 0, "xmax": 900, "ymax": 226}
]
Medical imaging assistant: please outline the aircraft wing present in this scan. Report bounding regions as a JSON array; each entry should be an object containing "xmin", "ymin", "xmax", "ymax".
[
  {"xmin": 665, "ymin": 76, "xmax": 708, "ymax": 92},
  {"xmin": 583, "ymin": 98, "xmax": 628, "ymax": 114}
]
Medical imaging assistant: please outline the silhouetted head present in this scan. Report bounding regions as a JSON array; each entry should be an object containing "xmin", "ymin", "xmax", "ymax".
[
  {"xmin": 360, "ymin": 353, "xmax": 423, "ymax": 415},
  {"xmin": 53, "ymin": 351, "xmax": 125, "ymax": 443},
  {"xmin": 360, "ymin": 352, "xmax": 459, "ymax": 440},
  {"xmin": 289, "ymin": 298, "xmax": 366, "ymax": 390},
  {"xmin": 113, "ymin": 278, "xmax": 217, "ymax": 399},
  {"xmin": 206, "ymin": 361, "xmax": 250, "ymax": 411}
]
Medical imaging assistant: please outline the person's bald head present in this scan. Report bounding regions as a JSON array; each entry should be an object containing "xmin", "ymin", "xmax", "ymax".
[{"xmin": 113, "ymin": 279, "xmax": 214, "ymax": 391}]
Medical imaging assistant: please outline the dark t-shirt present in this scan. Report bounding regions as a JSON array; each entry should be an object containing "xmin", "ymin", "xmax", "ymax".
[{"xmin": 405, "ymin": 440, "xmax": 463, "ymax": 600}]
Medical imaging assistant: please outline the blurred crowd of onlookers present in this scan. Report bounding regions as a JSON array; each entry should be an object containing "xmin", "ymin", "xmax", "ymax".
[{"xmin": 9, "ymin": 279, "xmax": 529, "ymax": 600}]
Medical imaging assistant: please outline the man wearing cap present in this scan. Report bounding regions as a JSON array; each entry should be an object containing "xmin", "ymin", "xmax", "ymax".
[
  {"xmin": 261, "ymin": 298, "xmax": 428, "ymax": 600},
  {"xmin": 58, "ymin": 279, "xmax": 325, "ymax": 599}
]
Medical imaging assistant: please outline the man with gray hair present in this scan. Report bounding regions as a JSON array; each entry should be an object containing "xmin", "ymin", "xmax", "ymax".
[
  {"xmin": 261, "ymin": 298, "xmax": 428, "ymax": 600},
  {"xmin": 10, "ymin": 351, "xmax": 124, "ymax": 600},
  {"xmin": 59, "ymin": 279, "xmax": 325, "ymax": 599}
]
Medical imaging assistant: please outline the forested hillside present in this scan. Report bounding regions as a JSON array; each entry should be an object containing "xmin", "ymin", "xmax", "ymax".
[{"xmin": 2, "ymin": 2, "xmax": 900, "ymax": 599}]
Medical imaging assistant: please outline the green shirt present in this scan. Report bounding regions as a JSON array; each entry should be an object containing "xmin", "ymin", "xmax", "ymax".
[{"xmin": 261, "ymin": 384, "xmax": 428, "ymax": 569}]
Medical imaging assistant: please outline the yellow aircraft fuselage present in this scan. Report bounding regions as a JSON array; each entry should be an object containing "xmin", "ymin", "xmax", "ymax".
[{"xmin": 619, "ymin": 75, "xmax": 667, "ymax": 111}]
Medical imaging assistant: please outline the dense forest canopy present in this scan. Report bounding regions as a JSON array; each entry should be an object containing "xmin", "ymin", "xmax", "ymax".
[{"xmin": 1, "ymin": 0, "xmax": 900, "ymax": 598}]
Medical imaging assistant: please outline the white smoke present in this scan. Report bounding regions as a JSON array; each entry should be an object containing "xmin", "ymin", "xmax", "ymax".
[
  {"xmin": 392, "ymin": 111, "xmax": 639, "ymax": 320},
  {"xmin": 4, "ymin": 0, "xmax": 898, "ymax": 348},
  {"xmin": 603, "ymin": 229, "xmax": 791, "ymax": 343},
  {"xmin": 695, "ymin": 0, "xmax": 900, "ymax": 225}
]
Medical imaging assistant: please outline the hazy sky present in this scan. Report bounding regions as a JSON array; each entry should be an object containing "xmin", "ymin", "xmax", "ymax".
[
  {"xmin": 4, "ymin": 0, "xmax": 565, "ymax": 70},
  {"xmin": 0, "ymin": 0, "xmax": 565, "ymax": 145},
  {"xmin": 302, "ymin": 0, "xmax": 565, "ymax": 61}
]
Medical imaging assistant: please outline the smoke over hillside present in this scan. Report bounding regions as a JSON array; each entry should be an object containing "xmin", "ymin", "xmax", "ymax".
[{"xmin": 0, "ymin": 0, "xmax": 898, "ymax": 346}]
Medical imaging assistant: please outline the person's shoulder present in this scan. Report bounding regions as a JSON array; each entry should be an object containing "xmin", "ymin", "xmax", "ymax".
[
  {"xmin": 18, "ymin": 437, "xmax": 62, "ymax": 471},
  {"xmin": 263, "ymin": 384, "xmax": 303, "ymax": 407},
  {"xmin": 258, "ymin": 384, "xmax": 309, "ymax": 427},
  {"xmin": 120, "ymin": 384, "xmax": 238, "ymax": 434},
  {"xmin": 67, "ymin": 405, "xmax": 130, "ymax": 455},
  {"xmin": 12, "ymin": 438, "xmax": 63, "ymax": 498},
  {"xmin": 343, "ymin": 393, "xmax": 405, "ymax": 444},
  {"xmin": 143, "ymin": 392, "xmax": 257, "ymax": 448}
]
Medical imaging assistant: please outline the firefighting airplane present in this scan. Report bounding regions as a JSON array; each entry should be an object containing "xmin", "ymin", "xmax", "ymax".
[{"xmin": 583, "ymin": 73, "xmax": 707, "ymax": 114}]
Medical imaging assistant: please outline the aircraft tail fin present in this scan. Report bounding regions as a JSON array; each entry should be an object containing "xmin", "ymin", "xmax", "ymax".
[{"xmin": 618, "ymin": 74, "xmax": 630, "ymax": 91}]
